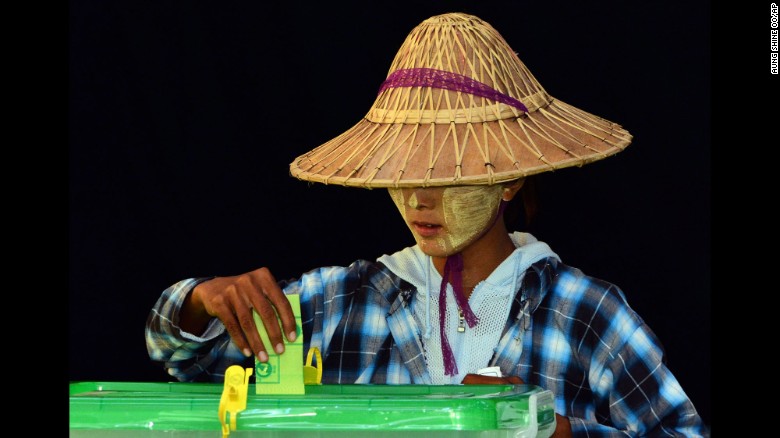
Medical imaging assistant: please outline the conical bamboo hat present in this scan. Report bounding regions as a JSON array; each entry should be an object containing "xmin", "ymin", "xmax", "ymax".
[{"xmin": 290, "ymin": 12, "xmax": 632, "ymax": 188}]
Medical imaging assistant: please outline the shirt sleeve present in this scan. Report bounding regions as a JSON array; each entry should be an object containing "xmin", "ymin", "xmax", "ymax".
[
  {"xmin": 279, "ymin": 260, "xmax": 376, "ymax": 363},
  {"xmin": 145, "ymin": 277, "xmax": 252, "ymax": 382},
  {"xmin": 545, "ymin": 268, "xmax": 709, "ymax": 437},
  {"xmin": 145, "ymin": 262, "xmax": 370, "ymax": 383},
  {"xmin": 569, "ymin": 322, "xmax": 708, "ymax": 436}
]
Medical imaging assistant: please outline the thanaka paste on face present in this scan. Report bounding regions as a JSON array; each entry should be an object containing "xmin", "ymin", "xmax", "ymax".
[
  {"xmin": 442, "ymin": 185, "xmax": 502, "ymax": 252},
  {"xmin": 388, "ymin": 185, "xmax": 503, "ymax": 256},
  {"xmin": 408, "ymin": 191, "xmax": 419, "ymax": 209}
]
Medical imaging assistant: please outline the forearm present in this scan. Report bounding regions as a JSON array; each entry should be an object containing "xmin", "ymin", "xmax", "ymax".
[
  {"xmin": 566, "ymin": 417, "xmax": 634, "ymax": 437},
  {"xmin": 564, "ymin": 414, "xmax": 708, "ymax": 437},
  {"xmin": 146, "ymin": 277, "xmax": 233, "ymax": 380},
  {"xmin": 577, "ymin": 325, "xmax": 709, "ymax": 437},
  {"xmin": 178, "ymin": 279, "xmax": 216, "ymax": 335}
]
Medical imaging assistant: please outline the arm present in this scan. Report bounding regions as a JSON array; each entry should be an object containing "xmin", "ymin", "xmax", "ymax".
[
  {"xmin": 523, "ymin": 265, "xmax": 709, "ymax": 437},
  {"xmin": 145, "ymin": 263, "xmax": 366, "ymax": 382},
  {"xmin": 568, "ymin": 323, "xmax": 708, "ymax": 437},
  {"xmin": 145, "ymin": 267, "xmax": 298, "ymax": 382},
  {"xmin": 517, "ymin": 322, "xmax": 706, "ymax": 437},
  {"xmin": 183, "ymin": 268, "xmax": 298, "ymax": 361},
  {"xmin": 551, "ymin": 281, "xmax": 708, "ymax": 436}
]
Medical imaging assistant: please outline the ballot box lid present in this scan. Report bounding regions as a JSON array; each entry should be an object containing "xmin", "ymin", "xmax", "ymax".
[{"xmin": 69, "ymin": 381, "xmax": 556, "ymax": 437}]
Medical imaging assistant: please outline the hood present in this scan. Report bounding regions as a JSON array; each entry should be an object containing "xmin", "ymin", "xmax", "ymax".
[{"xmin": 377, "ymin": 232, "xmax": 561, "ymax": 337}]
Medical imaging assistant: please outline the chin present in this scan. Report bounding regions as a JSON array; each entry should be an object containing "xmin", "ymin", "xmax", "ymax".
[{"xmin": 417, "ymin": 241, "xmax": 466, "ymax": 258}]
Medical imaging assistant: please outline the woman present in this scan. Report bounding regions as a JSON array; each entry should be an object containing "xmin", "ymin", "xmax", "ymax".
[{"xmin": 146, "ymin": 13, "xmax": 708, "ymax": 437}]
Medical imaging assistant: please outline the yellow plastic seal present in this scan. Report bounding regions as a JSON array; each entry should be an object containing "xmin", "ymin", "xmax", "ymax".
[
  {"xmin": 219, "ymin": 365, "xmax": 253, "ymax": 437},
  {"xmin": 303, "ymin": 347, "xmax": 322, "ymax": 385}
]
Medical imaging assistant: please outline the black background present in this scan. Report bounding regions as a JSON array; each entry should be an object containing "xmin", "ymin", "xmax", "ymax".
[{"xmin": 69, "ymin": 0, "xmax": 711, "ymax": 429}]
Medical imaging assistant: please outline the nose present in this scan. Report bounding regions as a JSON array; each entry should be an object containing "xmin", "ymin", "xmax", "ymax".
[{"xmin": 406, "ymin": 187, "xmax": 439, "ymax": 210}]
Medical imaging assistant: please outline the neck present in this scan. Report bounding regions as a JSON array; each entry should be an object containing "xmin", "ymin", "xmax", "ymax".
[{"xmin": 432, "ymin": 220, "xmax": 516, "ymax": 299}]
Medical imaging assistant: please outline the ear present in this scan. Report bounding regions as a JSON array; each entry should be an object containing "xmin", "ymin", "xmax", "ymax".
[{"xmin": 501, "ymin": 178, "xmax": 525, "ymax": 201}]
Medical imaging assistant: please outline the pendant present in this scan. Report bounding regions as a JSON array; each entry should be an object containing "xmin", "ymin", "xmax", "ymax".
[{"xmin": 458, "ymin": 307, "xmax": 466, "ymax": 333}]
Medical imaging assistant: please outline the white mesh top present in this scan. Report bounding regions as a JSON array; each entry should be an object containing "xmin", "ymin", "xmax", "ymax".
[{"xmin": 377, "ymin": 232, "xmax": 560, "ymax": 384}]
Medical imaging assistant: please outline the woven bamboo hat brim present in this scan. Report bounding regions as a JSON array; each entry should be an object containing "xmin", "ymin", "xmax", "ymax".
[{"xmin": 290, "ymin": 12, "xmax": 632, "ymax": 188}]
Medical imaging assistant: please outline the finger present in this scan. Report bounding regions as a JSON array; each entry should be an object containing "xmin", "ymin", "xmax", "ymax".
[
  {"xmin": 223, "ymin": 279, "xmax": 269, "ymax": 362},
  {"xmin": 255, "ymin": 268, "xmax": 297, "ymax": 342},
  {"xmin": 234, "ymin": 299, "xmax": 266, "ymax": 361},
  {"xmin": 214, "ymin": 299, "xmax": 257, "ymax": 359},
  {"xmin": 462, "ymin": 374, "xmax": 500, "ymax": 384},
  {"xmin": 252, "ymin": 292, "xmax": 287, "ymax": 358},
  {"xmin": 238, "ymin": 305, "xmax": 270, "ymax": 362},
  {"xmin": 214, "ymin": 281, "xmax": 267, "ymax": 361},
  {"xmin": 505, "ymin": 375, "xmax": 524, "ymax": 384},
  {"xmin": 461, "ymin": 374, "xmax": 523, "ymax": 385}
]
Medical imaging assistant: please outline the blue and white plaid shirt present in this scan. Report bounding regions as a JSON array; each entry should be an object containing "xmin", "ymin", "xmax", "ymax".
[{"xmin": 147, "ymin": 239, "xmax": 708, "ymax": 437}]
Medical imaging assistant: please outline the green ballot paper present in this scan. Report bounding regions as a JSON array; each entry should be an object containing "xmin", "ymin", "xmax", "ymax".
[{"xmin": 252, "ymin": 294, "xmax": 304, "ymax": 395}]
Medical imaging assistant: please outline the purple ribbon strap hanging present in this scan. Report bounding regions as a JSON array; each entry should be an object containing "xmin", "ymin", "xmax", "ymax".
[{"xmin": 438, "ymin": 200, "xmax": 508, "ymax": 376}]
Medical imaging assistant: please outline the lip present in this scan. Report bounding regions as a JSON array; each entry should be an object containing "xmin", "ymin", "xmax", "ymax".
[{"xmin": 412, "ymin": 221, "xmax": 442, "ymax": 237}]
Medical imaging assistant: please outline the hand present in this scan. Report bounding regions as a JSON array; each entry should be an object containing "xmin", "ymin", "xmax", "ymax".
[
  {"xmin": 550, "ymin": 414, "xmax": 572, "ymax": 438},
  {"xmin": 461, "ymin": 373, "xmax": 524, "ymax": 385},
  {"xmin": 461, "ymin": 374, "xmax": 572, "ymax": 437},
  {"xmin": 181, "ymin": 267, "xmax": 297, "ymax": 362}
]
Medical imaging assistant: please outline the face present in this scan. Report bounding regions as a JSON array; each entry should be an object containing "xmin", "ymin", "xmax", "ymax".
[{"xmin": 388, "ymin": 185, "xmax": 503, "ymax": 257}]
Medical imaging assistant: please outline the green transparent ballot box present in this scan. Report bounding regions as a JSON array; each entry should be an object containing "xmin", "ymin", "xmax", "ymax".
[{"xmin": 70, "ymin": 381, "xmax": 556, "ymax": 437}]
